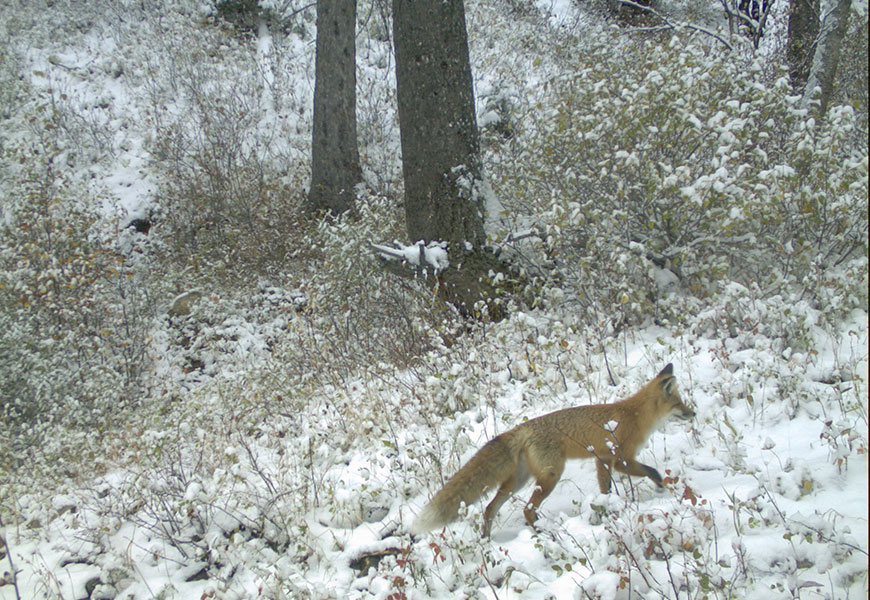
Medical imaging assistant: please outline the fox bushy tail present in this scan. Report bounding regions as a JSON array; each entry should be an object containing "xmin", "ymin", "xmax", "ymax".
[{"xmin": 411, "ymin": 435, "xmax": 518, "ymax": 534}]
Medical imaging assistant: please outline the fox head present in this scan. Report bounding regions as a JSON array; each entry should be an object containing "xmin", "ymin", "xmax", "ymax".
[{"xmin": 656, "ymin": 363, "xmax": 695, "ymax": 421}]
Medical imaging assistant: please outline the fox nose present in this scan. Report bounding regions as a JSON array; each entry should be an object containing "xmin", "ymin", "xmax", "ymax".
[{"xmin": 678, "ymin": 406, "xmax": 695, "ymax": 419}]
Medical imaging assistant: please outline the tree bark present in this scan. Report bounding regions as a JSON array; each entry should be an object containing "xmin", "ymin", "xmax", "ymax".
[
  {"xmin": 801, "ymin": 0, "xmax": 851, "ymax": 113},
  {"xmin": 392, "ymin": 0, "xmax": 486, "ymax": 248},
  {"xmin": 388, "ymin": 0, "xmax": 518, "ymax": 319},
  {"xmin": 787, "ymin": 0, "xmax": 820, "ymax": 89},
  {"xmin": 309, "ymin": 0, "xmax": 361, "ymax": 214}
]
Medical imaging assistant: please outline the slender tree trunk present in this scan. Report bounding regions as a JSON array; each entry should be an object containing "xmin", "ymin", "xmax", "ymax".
[
  {"xmin": 392, "ymin": 0, "xmax": 486, "ymax": 248},
  {"xmin": 309, "ymin": 0, "xmax": 360, "ymax": 214},
  {"xmin": 801, "ymin": 0, "xmax": 851, "ymax": 113},
  {"xmin": 787, "ymin": 0, "xmax": 820, "ymax": 89}
]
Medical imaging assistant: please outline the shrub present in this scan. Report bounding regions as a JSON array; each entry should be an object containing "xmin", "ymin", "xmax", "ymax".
[
  {"xmin": 493, "ymin": 35, "xmax": 868, "ymax": 325},
  {"xmin": 281, "ymin": 193, "xmax": 457, "ymax": 385},
  {"xmin": 0, "ymin": 144, "xmax": 152, "ymax": 472},
  {"xmin": 142, "ymin": 25, "xmax": 309, "ymax": 281},
  {"xmin": 0, "ymin": 44, "xmax": 29, "ymax": 121},
  {"xmin": 212, "ymin": 0, "xmax": 304, "ymax": 37},
  {"xmin": 832, "ymin": 13, "xmax": 868, "ymax": 147}
]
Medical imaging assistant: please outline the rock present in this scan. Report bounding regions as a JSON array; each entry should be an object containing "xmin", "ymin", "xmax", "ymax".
[{"xmin": 169, "ymin": 290, "xmax": 204, "ymax": 317}]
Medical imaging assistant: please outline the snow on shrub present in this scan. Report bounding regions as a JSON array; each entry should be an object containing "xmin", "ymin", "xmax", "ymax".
[
  {"xmin": 493, "ymin": 34, "xmax": 868, "ymax": 325},
  {"xmin": 0, "ymin": 142, "xmax": 152, "ymax": 477}
]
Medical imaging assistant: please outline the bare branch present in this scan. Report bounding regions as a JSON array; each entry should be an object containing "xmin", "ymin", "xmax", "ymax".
[{"xmin": 615, "ymin": 0, "xmax": 734, "ymax": 51}]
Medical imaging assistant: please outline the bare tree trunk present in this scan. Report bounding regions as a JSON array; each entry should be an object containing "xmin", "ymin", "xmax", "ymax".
[
  {"xmin": 392, "ymin": 0, "xmax": 486, "ymax": 248},
  {"xmin": 787, "ymin": 0, "xmax": 820, "ymax": 89},
  {"xmin": 309, "ymin": 0, "xmax": 361, "ymax": 214},
  {"xmin": 801, "ymin": 0, "xmax": 851, "ymax": 113}
]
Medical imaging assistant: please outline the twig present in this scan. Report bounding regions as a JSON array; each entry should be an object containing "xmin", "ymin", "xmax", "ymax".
[
  {"xmin": 751, "ymin": 0, "xmax": 775, "ymax": 48},
  {"xmin": 237, "ymin": 434, "xmax": 279, "ymax": 496},
  {"xmin": 601, "ymin": 336, "xmax": 616, "ymax": 387},
  {"xmin": 0, "ymin": 518, "xmax": 23, "ymax": 600},
  {"xmin": 615, "ymin": 0, "xmax": 734, "ymax": 51}
]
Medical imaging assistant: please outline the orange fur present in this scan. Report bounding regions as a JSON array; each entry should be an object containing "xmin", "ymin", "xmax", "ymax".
[{"xmin": 411, "ymin": 364, "xmax": 694, "ymax": 536}]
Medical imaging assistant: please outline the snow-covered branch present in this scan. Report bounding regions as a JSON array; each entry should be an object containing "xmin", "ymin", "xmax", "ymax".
[{"xmin": 370, "ymin": 240, "xmax": 450, "ymax": 273}]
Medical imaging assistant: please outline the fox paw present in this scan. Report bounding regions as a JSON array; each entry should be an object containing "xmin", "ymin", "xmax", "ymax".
[{"xmin": 645, "ymin": 466, "xmax": 664, "ymax": 486}]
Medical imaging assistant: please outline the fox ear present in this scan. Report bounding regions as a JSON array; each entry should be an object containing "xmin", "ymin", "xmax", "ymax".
[
  {"xmin": 657, "ymin": 363, "xmax": 674, "ymax": 378},
  {"xmin": 661, "ymin": 376, "xmax": 677, "ymax": 395}
]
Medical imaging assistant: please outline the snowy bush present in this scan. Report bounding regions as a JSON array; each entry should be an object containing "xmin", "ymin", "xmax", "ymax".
[
  {"xmin": 295, "ymin": 193, "xmax": 458, "ymax": 374},
  {"xmin": 494, "ymin": 35, "xmax": 868, "ymax": 325},
  {"xmin": 142, "ymin": 17, "xmax": 310, "ymax": 276},
  {"xmin": 0, "ymin": 144, "xmax": 152, "ymax": 476}
]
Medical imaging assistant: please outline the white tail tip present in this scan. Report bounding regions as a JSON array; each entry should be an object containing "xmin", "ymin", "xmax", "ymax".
[{"xmin": 409, "ymin": 503, "xmax": 441, "ymax": 535}]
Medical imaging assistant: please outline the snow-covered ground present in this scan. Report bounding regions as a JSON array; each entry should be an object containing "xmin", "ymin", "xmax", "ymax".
[
  {"xmin": 1, "ymin": 1, "xmax": 867, "ymax": 599},
  {"xmin": 3, "ymin": 305, "xmax": 866, "ymax": 599}
]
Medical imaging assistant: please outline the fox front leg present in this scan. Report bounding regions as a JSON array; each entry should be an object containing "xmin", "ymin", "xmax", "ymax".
[
  {"xmin": 614, "ymin": 458, "xmax": 664, "ymax": 487},
  {"xmin": 597, "ymin": 458, "xmax": 664, "ymax": 492},
  {"xmin": 641, "ymin": 464, "xmax": 664, "ymax": 487},
  {"xmin": 595, "ymin": 458, "xmax": 614, "ymax": 493}
]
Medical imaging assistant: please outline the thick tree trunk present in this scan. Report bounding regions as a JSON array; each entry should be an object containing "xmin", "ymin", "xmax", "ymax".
[
  {"xmin": 392, "ymin": 0, "xmax": 486, "ymax": 248},
  {"xmin": 801, "ymin": 0, "xmax": 850, "ymax": 113},
  {"xmin": 309, "ymin": 0, "xmax": 361, "ymax": 214},
  {"xmin": 787, "ymin": 0, "xmax": 820, "ymax": 89},
  {"xmin": 389, "ymin": 0, "xmax": 518, "ymax": 319}
]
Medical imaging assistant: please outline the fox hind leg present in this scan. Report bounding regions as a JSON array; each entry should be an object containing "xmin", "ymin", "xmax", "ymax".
[
  {"xmin": 522, "ymin": 450, "xmax": 565, "ymax": 528},
  {"xmin": 483, "ymin": 485, "xmax": 511, "ymax": 537},
  {"xmin": 483, "ymin": 459, "xmax": 530, "ymax": 537}
]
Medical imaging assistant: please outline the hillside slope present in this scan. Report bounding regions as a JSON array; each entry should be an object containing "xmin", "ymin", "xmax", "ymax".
[{"xmin": 1, "ymin": 1, "xmax": 867, "ymax": 599}]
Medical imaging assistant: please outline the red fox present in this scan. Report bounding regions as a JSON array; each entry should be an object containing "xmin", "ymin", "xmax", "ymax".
[{"xmin": 411, "ymin": 364, "xmax": 694, "ymax": 536}]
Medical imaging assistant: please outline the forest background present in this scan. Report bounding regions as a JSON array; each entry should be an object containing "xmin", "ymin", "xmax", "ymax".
[{"xmin": 0, "ymin": 0, "xmax": 867, "ymax": 598}]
